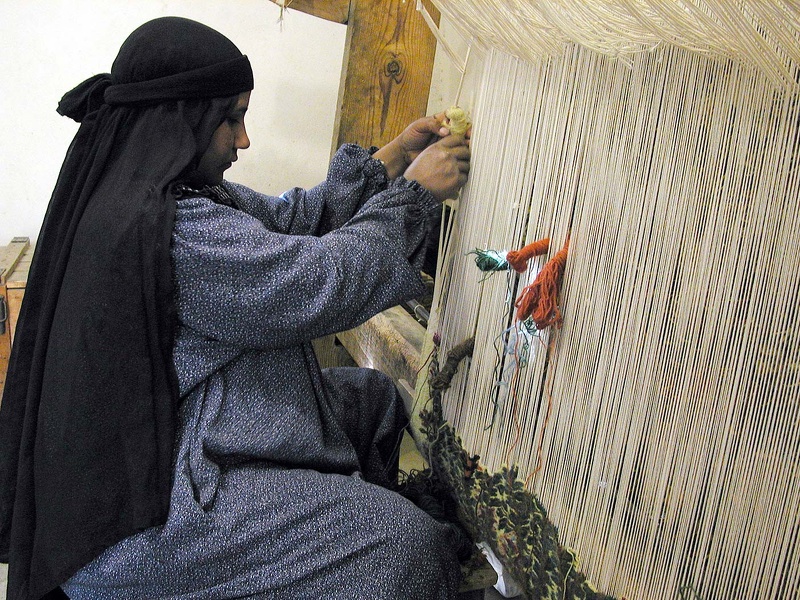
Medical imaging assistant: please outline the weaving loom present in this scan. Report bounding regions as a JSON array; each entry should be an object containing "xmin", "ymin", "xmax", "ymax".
[{"xmin": 410, "ymin": 2, "xmax": 800, "ymax": 599}]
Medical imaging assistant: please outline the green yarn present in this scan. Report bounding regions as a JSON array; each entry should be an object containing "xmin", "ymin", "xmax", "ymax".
[{"xmin": 469, "ymin": 249, "xmax": 510, "ymax": 272}]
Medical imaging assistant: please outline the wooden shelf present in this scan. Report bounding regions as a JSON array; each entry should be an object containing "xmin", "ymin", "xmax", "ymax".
[{"xmin": 0, "ymin": 237, "xmax": 33, "ymax": 401}]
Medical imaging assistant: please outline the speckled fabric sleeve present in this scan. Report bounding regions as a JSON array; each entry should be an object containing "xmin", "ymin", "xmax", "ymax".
[
  {"xmin": 226, "ymin": 144, "xmax": 395, "ymax": 236},
  {"xmin": 172, "ymin": 149, "xmax": 438, "ymax": 350}
]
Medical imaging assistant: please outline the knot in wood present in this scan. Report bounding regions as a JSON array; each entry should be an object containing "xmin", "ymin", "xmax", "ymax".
[{"xmin": 384, "ymin": 57, "xmax": 404, "ymax": 83}]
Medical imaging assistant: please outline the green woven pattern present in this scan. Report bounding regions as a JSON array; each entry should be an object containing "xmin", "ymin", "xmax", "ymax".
[{"xmin": 417, "ymin": 345, "xmax": 615, "ymax": 600}]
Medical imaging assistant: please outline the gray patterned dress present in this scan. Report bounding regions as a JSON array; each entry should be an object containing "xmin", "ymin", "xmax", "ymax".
[{"xmin": 61, "ymin": 145, "xmax": 461, "ymax": 599}]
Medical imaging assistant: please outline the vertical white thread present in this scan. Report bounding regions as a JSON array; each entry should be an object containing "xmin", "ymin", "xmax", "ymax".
[{"xmin": 431, "ymin": 32, "xmax": 800, "ymax": 599}]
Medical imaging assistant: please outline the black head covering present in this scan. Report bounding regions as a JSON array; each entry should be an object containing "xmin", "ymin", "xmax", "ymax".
[{"xmin": 0, "ymin": 17, "xmax": 253, "ymax": 600}]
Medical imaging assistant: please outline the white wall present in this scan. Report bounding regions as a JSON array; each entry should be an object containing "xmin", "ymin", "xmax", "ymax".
[
  {"xmin": 0, "ymin": 1, "xmax": 346, "ymax": 244},
  {"xmin": 425, "ymin": 19, "xmax": 478, "ymax": 120}
]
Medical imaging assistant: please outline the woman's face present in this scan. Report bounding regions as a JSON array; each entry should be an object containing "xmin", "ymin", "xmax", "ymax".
[{"xmin": 195, "ymin": 91, "xmax": 251, "ymax": 185}]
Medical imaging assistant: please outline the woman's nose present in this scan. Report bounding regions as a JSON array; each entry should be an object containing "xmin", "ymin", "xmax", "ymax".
[{"xmin": 236, "ymin": 126, "xmax": 250, "ymax": 150}]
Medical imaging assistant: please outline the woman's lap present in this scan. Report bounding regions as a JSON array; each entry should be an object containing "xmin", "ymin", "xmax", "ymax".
[{"xmin": 64, "ymin": 452, "xmax": 459, "ymax": 599}]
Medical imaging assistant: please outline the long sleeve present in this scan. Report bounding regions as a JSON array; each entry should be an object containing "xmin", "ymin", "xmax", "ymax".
[
  {"xmin": 227, "ymin": 144, "xmax": 391, "ymax": 236},
  {"xmin": 171, "ymin": 153, "xmax": 438, "ymax": 351}
]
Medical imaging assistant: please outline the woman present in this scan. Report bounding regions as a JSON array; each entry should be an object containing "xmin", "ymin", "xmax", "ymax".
[{"xmin": 0, "ymin": 16, "xmax": 470, "ymax": 600}]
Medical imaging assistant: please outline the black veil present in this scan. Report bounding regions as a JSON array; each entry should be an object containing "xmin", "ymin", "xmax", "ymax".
[{"xmin": 0, "ymin": 17, "xmax": 253, "ymax": 599}]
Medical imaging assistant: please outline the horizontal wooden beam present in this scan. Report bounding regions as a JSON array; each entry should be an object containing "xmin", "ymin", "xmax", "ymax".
[
  {"xmin": 337, "ymin": 305, "xmax": 425, "ymax": 389},
  {"xmin": 270, "ymin": 0, "xmax": 351, "ymax": 24}
]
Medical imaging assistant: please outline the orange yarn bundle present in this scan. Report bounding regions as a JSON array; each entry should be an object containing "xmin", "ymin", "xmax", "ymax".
[
  {"xmin": 514, "ymin": 236, "xmax": 569, "ymax": 329},
  {"xmin": 505, "ymin": 237, "xmax": 550, "ymax": 273}
]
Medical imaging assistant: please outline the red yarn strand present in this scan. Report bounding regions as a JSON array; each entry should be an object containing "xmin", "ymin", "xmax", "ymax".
[
  {"xmin": 505, "ymin": 237, "xmax": 550, "ymax": 273},
  {"xmin": 514, "ymin": 236, "xmax": 569, "ymax": 329}
]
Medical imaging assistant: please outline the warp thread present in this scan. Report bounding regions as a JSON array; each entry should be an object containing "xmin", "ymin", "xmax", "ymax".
[
  {"xmin": 515, "ymin": 236, "xmax": 570, "ymax": 329},
  {"xmin": 429, "ymin": 336, "xmax": 476, "ymax": 391}
]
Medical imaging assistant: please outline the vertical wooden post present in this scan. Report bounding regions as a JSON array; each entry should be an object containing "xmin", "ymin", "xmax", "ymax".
[
  {"xmin": 270, "ymin": 0, "xmax": 440, "ymax": 151},
  {"xmin": 333, "ymin": 0, "xmax": 440, "ymax": 150}
]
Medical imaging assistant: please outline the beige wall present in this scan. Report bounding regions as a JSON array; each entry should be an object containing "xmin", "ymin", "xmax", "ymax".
[{"xmin": 0, "ymin": 1, "xmax": 346, "ymax": 243}]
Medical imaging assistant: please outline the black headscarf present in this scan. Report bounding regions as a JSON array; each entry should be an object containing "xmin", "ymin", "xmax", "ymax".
[{"xmin": 0, "ymin": 17, "xmax": 253, "ymax": 600}]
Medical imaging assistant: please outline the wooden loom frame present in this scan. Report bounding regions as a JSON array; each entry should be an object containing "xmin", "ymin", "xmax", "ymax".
[{"xmin": 268, "ymin": 0, "xmax": 439, "ymax": 393}]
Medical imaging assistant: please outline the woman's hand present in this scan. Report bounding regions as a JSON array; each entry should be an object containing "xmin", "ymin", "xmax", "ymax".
[
  {"xmin": 396, "ymin": 113, "xmax": 450, "ymax": 163},
  {"xmin": 373, "ymin": 113, "xmax": 450, "ymax": 179},
  {"xmin": 404, "ymin": 133, "xmax": 471, "ymax": 202}
]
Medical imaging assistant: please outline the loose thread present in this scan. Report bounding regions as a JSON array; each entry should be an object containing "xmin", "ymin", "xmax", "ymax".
[
  {"xmin": 526, "ymin": 387, "xmax": 553, "ymax": 487},
  {"xmin": 515, "ymin": 236, "xmax": 570, "ymax": 329},
  {"xmin": 410, "ymin": 333, "xmax": 440, "ymax": 420},
  {"xmin": 502, "ymin": 367, "xmax": 523, "ymax": 467},
  {"xmin": 502, "ymin": 325, "xmax": 526, "ymax": 467},
  {"xmin": 562, "ymin": 548, "xmax": 577, "ymax": 600},
  {"xmin": 486, "ymin": 273, "xmax": 519, "ymax": 430},
  {"xmin": 275, "ymin": 0, "xmax": 292, "ymax": 27},
  {"xmin": 487, "ymin": 323, "xmax": 524, "ymax": 430},
  {"xmin": 678, "ymin": 586, "xmax": 705, "ymax": 600},
  {"xmin": 506, "ymin": 237, "xmax": 550, "ymax": 273},
  {"xmin": 415, "ymin": 332, "xmax": 440, "ymax": 380}
]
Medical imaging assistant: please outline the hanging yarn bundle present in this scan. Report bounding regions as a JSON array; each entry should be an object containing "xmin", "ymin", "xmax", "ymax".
[
  {"xmin": 469, "ymin": 248, "xmax": 510, "ymax": 272},
  {"xmin": 470, "ymin": 237, "xmax": 550, "ymax": 273},
  {"xmin": 444, "ymin": 106, "xmax": 471, "ymax": 135},
  {"xmin": 514, "ymin": 237, "xmax": 569, "ymax": 329},
  {"xmin": 505, "ymin": 237, "xmax": 549, "ymax": 273}
]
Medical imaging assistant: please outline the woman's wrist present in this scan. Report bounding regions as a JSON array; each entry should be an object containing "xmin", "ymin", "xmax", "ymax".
[{"xmin": 372, "ymin": 139, "xmax": 408, "ymax": 179}]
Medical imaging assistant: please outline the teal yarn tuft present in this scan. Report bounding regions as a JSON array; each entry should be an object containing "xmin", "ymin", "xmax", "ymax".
[{"xmin": 469, "ymin": 248, "xmax": 509, "ymax": 272}]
